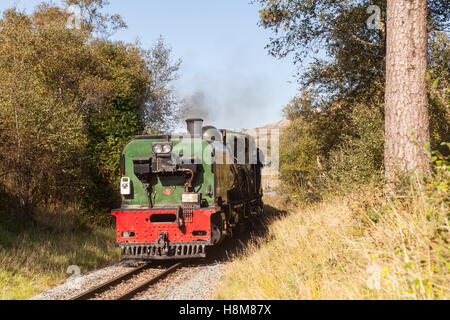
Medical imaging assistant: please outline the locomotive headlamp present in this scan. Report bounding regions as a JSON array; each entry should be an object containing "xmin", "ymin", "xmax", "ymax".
[
  {"xmin": 152, "ymin": 143, "xmax": 172, "ymax": 154},
  {"xmin": 182, "ymin": 192, "xmax": 200, "ymax": 203},
  {"xmin": 153, "ymin": 144, "xmax": 163, "ymax": 154},
  {"xmin": 121, "ymin": 231, "xmax": 135, "ymax": 238},
  {"xmin": 162, "ymin": 144, "xmax": 172, "ymax": 153}
]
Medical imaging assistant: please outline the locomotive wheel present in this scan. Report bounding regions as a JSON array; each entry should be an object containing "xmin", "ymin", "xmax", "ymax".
[
  {"xmin": 211, "ymin": 212, "xmax": 225, "ymax": 244},
  {"xmin": 211, "ymin": 224, "xmax": 223, "ymax": 245}
]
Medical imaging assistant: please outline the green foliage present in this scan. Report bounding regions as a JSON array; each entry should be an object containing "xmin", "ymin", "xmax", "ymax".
[
  {"xmin": 144, "ymin": 37, "xmax": 182, "ymax": 134},
  {"xmin": 0, "ymin": 3, "xmax": 181, "ymax": 222},
  {"xmin": 324, "ymin": 104, "xmax": 385, "ymax": 189},
  {"xmin": 89, "ymin": 93, "xmax": 141, "ymax": 183},
  {"xmin": 279, "ymin": 117, "xmax": 319, "ymax": 198},
  {"xmin": 428, "ymin": 31, "xmax": 450, "ymax": 154},
  {"xmin": 256, "ymin": 0, "xmax": 388, "ymax": 108},
  {"xmin": 85, "ymin": 93, "xmax": 142, "ymax": 213},
  {"xmin": 260, "ymin": 0, "xmax": 449, "ymax": 199},
  {"xmin": 426, "ymin": 143, "xmax": 450, "ymax": 210},
  {"xmin": 256, "ymin": 0, "xmax": 448, "ymax": 105},
  {"xmin": 0, "ymin": 7, "xmax": 90, "ymax": 215},
  {"xmin": 279, "ymin": 101, "xmax": 385, "ymax": 199}
]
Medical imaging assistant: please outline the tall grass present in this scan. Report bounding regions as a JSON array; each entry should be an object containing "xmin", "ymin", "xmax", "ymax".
[
  {"xmin": 214, "ymin": 172, "xmax": 448, "ymax": 300},
  {"xmin": 0, "ymin": 207, "xmax": 120, "ymax": 300}
]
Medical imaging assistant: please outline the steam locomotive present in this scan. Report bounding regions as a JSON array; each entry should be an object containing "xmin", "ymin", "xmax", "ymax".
[{"xmin": 112, "ymin": 119, "xmax": 264, "ymax": 260}]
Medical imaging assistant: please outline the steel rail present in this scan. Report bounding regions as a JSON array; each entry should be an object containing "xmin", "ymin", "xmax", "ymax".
[
  {"xmin": 70, "ymin": 263, "xmax": 151, "ymax": 300},
  {"xmin": 115, "ymin": 261, "xmax": 184, "ymax": 300}
]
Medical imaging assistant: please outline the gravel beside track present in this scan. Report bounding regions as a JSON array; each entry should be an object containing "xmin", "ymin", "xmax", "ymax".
[
  {"xmin": 134, "ymin": 263, "xmax": 225, "ymax": 300},
  {"xmin": 30, "ymin": 260, "xmax": 226, "ymax": 300},
  {"xmin": 30, "ymin": 214, "xmax": 269, "ymax": 301},
  {"xmin": 30, "ymin": 261, "xmax": 134, "ymax": 300}
]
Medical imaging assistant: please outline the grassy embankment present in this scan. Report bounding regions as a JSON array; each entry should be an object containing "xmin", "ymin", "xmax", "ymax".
[
  {"xmin": 0, "ymin": 208, "xmax": 120, "ymax": 300},
  {"xmin": 214, "ymin": 182, "xmax": 449, "ymax": 300}
]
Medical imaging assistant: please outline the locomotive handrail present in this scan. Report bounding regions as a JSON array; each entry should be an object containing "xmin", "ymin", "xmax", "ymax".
[
  {"xmin": 176, "ymin": 206, "xmax": 182, "ymax": 230},
  {"xmin": 178, "ymin": 168, "xmax": 194, "ymax": 192}
]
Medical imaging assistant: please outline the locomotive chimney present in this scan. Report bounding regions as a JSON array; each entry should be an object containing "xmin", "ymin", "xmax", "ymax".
[{"xmin": 186, "ymin": 118, "xmax": 203, "ymax": 137}]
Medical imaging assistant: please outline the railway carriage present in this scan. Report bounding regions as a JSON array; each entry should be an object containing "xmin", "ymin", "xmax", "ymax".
[{"xmin": 112, "ymin": 119, "xmax": 264, "ymax": 260}]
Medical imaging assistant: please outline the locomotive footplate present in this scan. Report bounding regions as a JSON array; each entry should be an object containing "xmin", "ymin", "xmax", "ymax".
[{"xmin": 119, "ymin": 240, "xmax": 210, "ymax": 260}]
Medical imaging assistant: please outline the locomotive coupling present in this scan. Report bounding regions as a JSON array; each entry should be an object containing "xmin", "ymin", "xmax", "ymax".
[{"xmin": 155, "ymin": 232, "xmax": 169, "ymax": 255}]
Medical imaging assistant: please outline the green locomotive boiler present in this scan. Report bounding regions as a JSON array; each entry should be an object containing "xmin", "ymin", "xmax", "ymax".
[{"xmin": 112, "ymin": 119, "xmax": 264, "ymax": 260}]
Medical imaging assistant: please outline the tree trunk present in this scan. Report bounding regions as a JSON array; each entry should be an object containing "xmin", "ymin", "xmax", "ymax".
[
  {"xmin": 12, "ymin": 44, "xmax": 25, "ymax": 217},
  {"xmin": 385, "ymin": 0, "xmax": 430, "ymax": 183}
]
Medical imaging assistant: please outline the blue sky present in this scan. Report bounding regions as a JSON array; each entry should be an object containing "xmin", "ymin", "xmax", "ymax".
[{"xmin": 2, "ymin": 0, "xmax": 300, "ymax": 129}]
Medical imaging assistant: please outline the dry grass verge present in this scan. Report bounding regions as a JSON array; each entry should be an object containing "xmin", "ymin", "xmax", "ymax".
[
  {"xmin": 214, "ymin": 183, "xmax": 448, "ymax": 300},
  {"xmin": 0, "ymin": 209, "xmax": 120, "ymax": 300}
]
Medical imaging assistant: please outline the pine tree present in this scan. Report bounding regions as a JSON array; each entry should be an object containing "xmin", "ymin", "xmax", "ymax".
[{"xmin": 385, "ymin": 0, "xmax": 430, "ymax": 182}]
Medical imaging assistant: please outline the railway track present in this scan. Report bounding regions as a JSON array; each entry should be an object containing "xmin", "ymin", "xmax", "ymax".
[{"xmin": 70, "ymin": 261, "xmax": 184, "ymax": 300}]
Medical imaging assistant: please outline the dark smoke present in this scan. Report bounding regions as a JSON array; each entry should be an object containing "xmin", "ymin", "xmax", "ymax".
[{"xmin": 180, "ymin": 90, "xmax": 211, "ymax": 122}]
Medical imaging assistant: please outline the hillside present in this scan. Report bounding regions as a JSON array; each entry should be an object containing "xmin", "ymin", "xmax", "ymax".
[
  {"xmin": 256, "ymin": 120, "xmax": 290, "ymax": 191},
  {"xmin": 236, "ymin": 119, "xmax": 290, "ymax": 191}
]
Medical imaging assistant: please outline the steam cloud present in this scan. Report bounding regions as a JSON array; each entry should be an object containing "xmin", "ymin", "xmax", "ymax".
[{"xmin": 180, "ymin": 91, "xmax": 211, "ymax": 122}]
